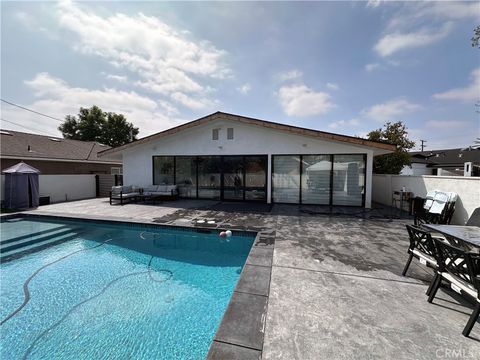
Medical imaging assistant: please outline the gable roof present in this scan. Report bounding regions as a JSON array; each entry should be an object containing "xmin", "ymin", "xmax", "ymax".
[
  {"xmin": 99, "ymin": 111, "xmax": 396, "ymax": 157},
  {"xmin": 410, "ymin": 148, "xmax": 480, "ymax": 168},
  {"xmin": 0, "ymin": 129, "xmax": 121, "ymax": 164}
]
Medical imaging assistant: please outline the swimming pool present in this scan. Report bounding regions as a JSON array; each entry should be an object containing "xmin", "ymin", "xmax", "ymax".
[{"xmin": 0, "ymin": 216, "xmax": 255, "ymax": 359}]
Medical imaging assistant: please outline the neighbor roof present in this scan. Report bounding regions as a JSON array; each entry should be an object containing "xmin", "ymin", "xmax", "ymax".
[
  {"xmin": 410, "ymin": 148, "xmax": 480, "ymax": 168},
  {"xmin": 0, "ymin": 129, "xmax": 121, "ymax": 164},
  {"xmin": 99, "ymin": 111, "xmax": 396, "ymax": 157}
]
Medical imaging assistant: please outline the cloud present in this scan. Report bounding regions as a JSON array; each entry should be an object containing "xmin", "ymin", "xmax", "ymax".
[
  {"xmin": 362, "ymin": 98, "xmax": 422, "ymax": 121},
  {"xmin": 56, "ymin": 1, "xmax": 230, "ymax": 110},
  {"xmin": 103, "ymin": 73, "xmax": 128, "ymax": 83},
  {"xmin": 170, "ymin": 92, "xmax": 216, "ymax": 110},
  {"xmin": 374, "ymin": 22, "xmax": 453, "ymax": 57},
  {"xmin": 278, "ymin": 84, "xmax": 335, "ymax": 117},
  {"xmin": 425, "ymin": 120, "xmax": 469, "ymax": 129},
  {"xmin": 366, "ymin": 0, "xmax": 382, "ymax": 9},
  {"xmin": 328, "ymin": 118, "xmax": 360, "ymax": 129},
  {"xmin": 326, "ymin": 82, "xmax": 339, "ymax": 91},
  {"xmin": 1, "ymin": 72, "xmax": 184, "ymax": 137},
  {"xmin": 433, "ymin": 68, "xmax": 480, "ymax": 102},
  {"xmin": 277, "ymin": 69, "xmax": 303, "ymax": 82},
  {"xmin": 365, "ymin": 63, "xmax": 380, "ymax": 72},
  {"xmin": 236, "ymin": 83, "xmax": 251, "ymax": 95}
]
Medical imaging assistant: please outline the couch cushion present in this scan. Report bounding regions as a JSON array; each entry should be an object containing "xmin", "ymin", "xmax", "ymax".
[
  {"xmin": 111, "ymin": 186, "xmax": 123, "ymax": 195},
  {"xmin": 122, "ymin": 185, "xmax": 133, "ymax": 194}
]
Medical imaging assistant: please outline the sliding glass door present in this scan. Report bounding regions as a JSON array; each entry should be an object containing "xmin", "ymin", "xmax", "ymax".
[
  {"xmin": 301, "ymin": 155, "xmax": 331, "ymax": 205},
  {"xmin": 197, "ymin": 156, "xmax": 221, "ymax": 200},
  {"xmin": 223, "ymin": 156, "xmax": 244, "ymax": 200},
  {"xmin": 245, "ymin": 156, "xmax": 267, "ymax": 201}
]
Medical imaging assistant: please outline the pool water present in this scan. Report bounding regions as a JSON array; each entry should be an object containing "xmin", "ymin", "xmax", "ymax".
[{"xmin": 0, "ymin": 217, "xmax": 255, "ymax": 360}]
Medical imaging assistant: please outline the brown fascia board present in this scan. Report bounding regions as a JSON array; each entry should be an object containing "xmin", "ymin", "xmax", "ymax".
[{"xmin": 98, "ymin": 111, "xmax": 396, "ymax": 157}]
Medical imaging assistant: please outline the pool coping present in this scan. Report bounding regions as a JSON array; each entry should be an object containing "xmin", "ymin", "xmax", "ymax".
[{"xmin": 2, "ymin": 211, "xmax": 275, "ymax": 360}]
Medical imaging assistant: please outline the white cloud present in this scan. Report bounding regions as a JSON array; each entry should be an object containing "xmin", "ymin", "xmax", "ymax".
[
  {"xmin": 425, "ymin": 120, "xmax": 469, "ymax": 129},
  {"xmin": 103, "ymin": 73, "xmax": 128, "ymax": 83},
  {"xmin": 0, "ymin": 72, "xmax": 184, "ymax": 137},
  {"xmin": 236, "ymin": 83, "xmax": 251, "ymax": 95},
  {"xmin": 278, "ymin": 84, "xmax": 335, "ymax": 117},
  {"xmin": 170, "ymin": 92, "xmax": 216, "ymax": 110},
  {"xmin": 433, "ymin": 68, "xmax": 480, "ymax": 102},
  {"xmin": 374, "ymin": 22, "xmax": 453, "ymax": 57},
  {"xmin": 366, "ymin": 0, "xmax": 382, "ymax": 9},
  {"xmin": 365, "ymin": 63, "xmax": 380, "ymax": 72},
  {"xmin": 328, "ymin": 118, "xmax": 360, "ymax": 129},
  {"xmin": 56, "ymin": 1, "xmax": 229, "ymax": 110},
  {"xmin": 326, "ymin": 82, "xmax": 339, "ymax": 91},
  {"xmin": 277, "ymin": 69, "xmax": 303, "ymax": 82},
  {"xmin": 362, "ymin": 98, "xmax": 422, "ymax": 121}
]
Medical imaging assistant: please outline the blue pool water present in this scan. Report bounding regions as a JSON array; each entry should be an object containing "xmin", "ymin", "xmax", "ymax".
[{"xmin": 0, "ymin": 216, "xmax": 255, "ymax": 359}]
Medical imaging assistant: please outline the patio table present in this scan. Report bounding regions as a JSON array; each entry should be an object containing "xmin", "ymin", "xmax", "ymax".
[{"xmin": 423, "ymin": 224, "xmax": 480, "ymax": 248}]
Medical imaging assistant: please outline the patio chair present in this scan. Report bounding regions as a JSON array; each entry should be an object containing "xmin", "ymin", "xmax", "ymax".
[
  {"xmin": 402, "ymin": 225, "xmax": 438, "ymax": 277},
  {"xmin": 109, "ymin": 185, "xmax": 140, "ymax": 205},
  {"xmin": 466, "ymin": 207, "xmax": 480, "ymax": 227},
  {"xmin": 414, "ymin": 191, "xmax": 457, "ymax": 226},
  {"xmin": 427, "ymin": 238, "xmax": 480, "ymax": 337}
]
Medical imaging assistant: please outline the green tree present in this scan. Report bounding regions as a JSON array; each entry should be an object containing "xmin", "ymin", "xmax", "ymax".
[
  {"xmin": 58, "ymin": 106, "xmax": 139, "ymax": 147},
  {"xmin": 472, "ymin": 25, "xmax": 480, "ymax": 48},
  {"xmin": 367, "ymin": 121, "xmax": 415, "ymax": 174}
]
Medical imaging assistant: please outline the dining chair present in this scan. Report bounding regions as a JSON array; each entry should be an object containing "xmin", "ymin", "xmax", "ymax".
[
  {"xmin": 402, "ymin": 225, "xmax": 438, "ymax": 277},
  {"xmin": 427, "ymin": 238, "xmax": 480, "ymax": 337}
]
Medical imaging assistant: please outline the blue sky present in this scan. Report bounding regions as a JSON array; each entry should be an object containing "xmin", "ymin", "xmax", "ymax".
[{"xmin": 1, "ymin": 0, "xmax": 479, "ymax": 150}]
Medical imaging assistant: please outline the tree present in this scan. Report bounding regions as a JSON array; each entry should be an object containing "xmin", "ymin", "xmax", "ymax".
[
  {"xmin": 367, "ymin": 121, "xmax": 415, "ymax": 174},
  {"xmin": 472, "ymin": 25, "xmax": 480, "ymax": 48},
  {"xmin": 58, "ymin": 106, "xmax": 139, "ymax": 147}
]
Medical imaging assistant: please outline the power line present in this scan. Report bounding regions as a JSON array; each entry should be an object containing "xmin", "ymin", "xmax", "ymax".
[
  {"xmin": 0, "ymin": 118, "xmax": 58, "ymax": 137},
  {"xmin": 1, "ymin": 99, "xmax": 64, "ymax": 122}
]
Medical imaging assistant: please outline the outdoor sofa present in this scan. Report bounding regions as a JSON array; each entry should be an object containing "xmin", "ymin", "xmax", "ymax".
[
  {"xmin": 110, "ymin": 185, "xmax": 140, "ymax": 205},
  {"xmin": 143, "ymin": 185, "xmax": 178, "ymax": 199}
]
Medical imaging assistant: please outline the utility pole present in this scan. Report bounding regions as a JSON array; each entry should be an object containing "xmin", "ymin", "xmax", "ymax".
[{"xmin": 420, "ymin": 139, "xmax": 427, "ymax": 152}]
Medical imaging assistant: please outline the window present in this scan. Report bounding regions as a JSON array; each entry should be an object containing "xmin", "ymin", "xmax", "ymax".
[
  {"xmin": 197, "ymin": 156, "xmax": 221, "ymax": 199},
  {"xmin": 175, "ymin": 156, "xmax": 197, "ymax": 198},
  {"xmin": 153, "ymin": 156, "xmax": 174, "ymax": 185},
  {"xmin": 272, "ymin": 156, "xmax": 301, "ymax": 203},
  {"xmin": 301, "ymin": 155, "xmax": 331, "ymax": 205},
  {"xmin": 111, "ymin": 167, "xmax": 123, "ymax": 175},
  {"xmin": 212, "ymin": 128, "xmax": 219, "ymax": 140},
  {"xmin": 227, "ymin": 128, "xmax": 234, "ymax": 140},
  {"xmin": 332, "ymin": 154, "xmax": 365, "ymax": 206}
]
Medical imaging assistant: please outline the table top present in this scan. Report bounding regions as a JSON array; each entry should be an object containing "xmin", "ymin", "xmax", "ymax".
[{"xmin": 423, "ymin": 224, "xmax": 480, "ymax": 247}]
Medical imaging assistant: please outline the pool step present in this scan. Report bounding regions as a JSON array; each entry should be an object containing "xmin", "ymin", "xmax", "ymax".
[
  {"xmin": 0, "ymin": 225, "xmax": 70, "ymax": 246},
  {"xmin": 0, "ymin": 228, "xmax": 82, "ymax": 263}
]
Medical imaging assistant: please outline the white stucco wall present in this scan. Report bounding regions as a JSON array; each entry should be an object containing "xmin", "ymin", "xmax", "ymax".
[
  {"xmin": 38, "ymin": 175, "xmax": 96, "ymax": 203},
  {"xmin": 122, "ymin": 118, "xmax": 377, "ymax": 207},
  {"xmin": 372, "ymin": 174, "xmax": 480, "ymax": 225}
]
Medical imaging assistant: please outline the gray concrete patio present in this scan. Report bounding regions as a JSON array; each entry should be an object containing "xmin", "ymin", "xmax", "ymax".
[{"xmin": 29, "ymin": 198, "xmax": 480, "ymax": 359}]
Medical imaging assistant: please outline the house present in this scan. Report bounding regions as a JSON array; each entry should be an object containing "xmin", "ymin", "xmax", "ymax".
[
  {"xmin": 401, "ymin": 148, "xmax": 480, "ymax": 177},
  {"xmin": 99, "ymin": 112, "xmax": 395, "ymax": 208},
  {"xmin": 0, "ymin": 129, "xmax": 122, "ymax": 175}
]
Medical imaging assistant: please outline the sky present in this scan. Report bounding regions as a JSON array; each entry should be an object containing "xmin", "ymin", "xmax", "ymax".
[{"xmin": 1, "ymin": 0, "xmax": 479, "ymax": 151}]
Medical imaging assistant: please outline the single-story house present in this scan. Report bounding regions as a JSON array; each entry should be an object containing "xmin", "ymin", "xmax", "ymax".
[
  {"xmin": 99, "ymin": 112, "xmax": 395, "ymax": 208},
  {"xmin": 401, "ymin": 148, "xmax": 480, "ymax": 177},
  {"xmin": 0, "ymin": 129, "xmax": 122, "ymax": 175}
]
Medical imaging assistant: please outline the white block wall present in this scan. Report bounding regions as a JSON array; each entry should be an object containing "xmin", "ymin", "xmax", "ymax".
[
  {"xmin": 372, "ymin": 174, "xmax": 480, "ymax": 225},
  {"xmin": 1, "ymin": 174, "xmax": 96, "ymax": 205}
]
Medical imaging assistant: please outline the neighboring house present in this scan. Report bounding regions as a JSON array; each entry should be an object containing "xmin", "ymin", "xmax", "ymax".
[
  {"xmin": 99, "ymin": 112, "xmax": 395, "ymax": 208},
  {"xmin": 401, "ymin": 148, "xmax": 480, "ymax": 177},
  {"xmin": 0, "ymin": 129, "xmax": 122, "ymax": 174}
]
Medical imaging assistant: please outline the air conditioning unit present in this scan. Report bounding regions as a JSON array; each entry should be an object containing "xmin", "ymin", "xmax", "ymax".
[{"xmin": 464, "ymin": 162, "xmax": 473, "ymax": 177}]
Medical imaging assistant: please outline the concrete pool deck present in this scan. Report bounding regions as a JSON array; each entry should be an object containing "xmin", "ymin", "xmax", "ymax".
[{"xmin": 24, "ymin": 198, "xmax": 480, "ymax": 359}]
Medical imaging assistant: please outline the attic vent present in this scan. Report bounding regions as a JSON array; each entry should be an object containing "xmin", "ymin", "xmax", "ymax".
[
  {"xmin": 227, "ymin": 128, "xmax": 234, "ymax": 140},
  {"xmin": 0, "ymin": 130, "xmax": 12, "ymax": 135},
  {"xmin": 212, "ymin": 128, "xmax": 219, "ymax": 140},
  {"xmin": 49, "ymin": 138, "xmax": 62, "ymax": 142}
]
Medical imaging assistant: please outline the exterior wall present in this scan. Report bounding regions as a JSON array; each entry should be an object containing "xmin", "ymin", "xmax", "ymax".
[
  {"xmin": 372, "ymin": 174, "xmax": 480, "ymax": 225},
  {"xmin": 39, "ymin": 175, "xmax": 96, "ymax": 203},
  {"xmin": 1, "ymin": 174, "xmax": 96, "ymax": 205},
  {"xmin": 0, "ymin": 158, "xmax": 121, "ymax": 175},
  {"xmin": 122, "ymin": 118, "xmax": 375, "ymax": 207},
  {"xmin": 400, "ymin": 163, "xmax": 432, "ymax": 176}
]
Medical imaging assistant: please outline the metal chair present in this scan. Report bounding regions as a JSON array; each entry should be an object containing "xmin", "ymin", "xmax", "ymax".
[
  {"xmin": 427, "ymin": 238, "xmax": 480, "ymax": 337},
  {"xmin": 402, "ymin": 225, "xmax": 438, "ymax": 277}
]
